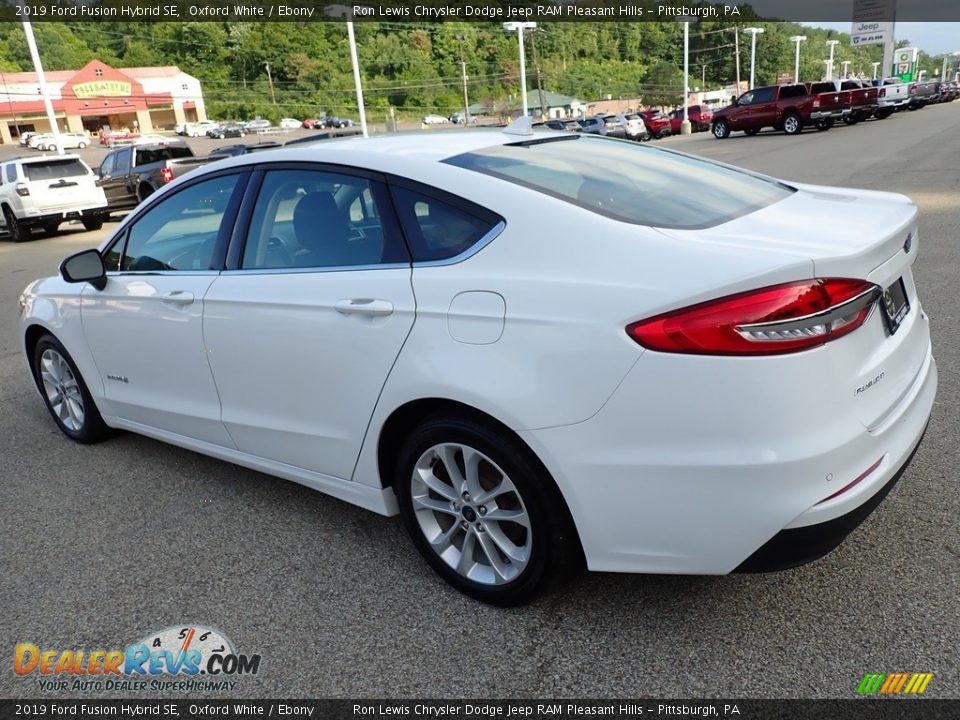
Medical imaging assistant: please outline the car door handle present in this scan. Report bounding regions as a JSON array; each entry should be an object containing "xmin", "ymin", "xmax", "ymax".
[
  {"xmin": 334, "ymin": 298, "xmax": 394, "ymax": 317},
  {"xmin": 161, "ymin": 291, "xmax": 195, "ymax": 306}
]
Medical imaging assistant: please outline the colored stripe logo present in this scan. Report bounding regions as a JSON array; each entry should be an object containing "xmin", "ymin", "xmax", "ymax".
[{"xmin": 857, "ymin": 673, "xmax": 933, "ymax": 695}]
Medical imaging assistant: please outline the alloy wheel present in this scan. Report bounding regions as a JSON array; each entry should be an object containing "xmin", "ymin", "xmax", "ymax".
[
  {"xmin": 39, "ymin": 348, "xmax": 85, "ymax": 431},
  {"xmin": 410, "ymin": 443, "xmax": 532, "ymax": 586}
]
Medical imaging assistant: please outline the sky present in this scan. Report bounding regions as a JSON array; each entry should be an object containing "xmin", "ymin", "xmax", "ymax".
[{"xmin": 807, "ymin": 22, "xmax": 960, "ymax": 55}]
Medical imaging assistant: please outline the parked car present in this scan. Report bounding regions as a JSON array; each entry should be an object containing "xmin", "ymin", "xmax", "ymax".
[
  {"xmin": 208, "ymin": 123, "xmax": 247, "ymax": 139},
  {"xmin": 302, "ymin": 118, "xmax": 321, "ymax": 129},
  {"xmin": 802, "ymin": 81, "xmax": 855, "ymax": 129},
  {"xmin": 636, "ymin": 111, "xmax": 672, "ymax": 139},
  {"xmin": 837, "ymin": 79, "xmax": 880, "ymax": 124},
  {"xmin": 668, "ymin": 105, "xmax": 714, "ymax": 134},
  {"xmin": 872, "ymin": 77, "xmax": 912, "ymax": 117},
  {"xmin": 422, "ymin": 114, "xmax": 448, "ymax": 125},
  {"xmin": 321, "ymin": 117, "xmax": 356, "ymax": 129},
  {"xmin": 246, "ymin": 119, "xmax": 272, "ymax": 131},
  {"xmin": 181, "ymin": 121, "xmax": 219, "ymax": 138},
  {"xmin": 18, "ymin": 129, "xmax": 937, "ymax": 605},
  {"xmin": 279, "ymin": 118, "xmax": 301, "ymax": 130},
  {"xmin": 33, "ymin": 132, "xmax": 90, "ymax": 152},
  {"xmin": 0, "ymin": 154, "xmax": 106, "ymax": 241},
  {"xmin": 908, "ymin": 80, "xmax": 940, "ymax": 110},
  {"xmin": 95, "ymin": 140, "xmax": 214, "ymax": 211},
  {"xmin": 27, "ymin": 133, "xmax": 50, "ymax": 149},
  {"xmin": 543, "ymin": 119, "xmax": 581, "ymax": 132},
  {"xmin": 617, "ymin": 113, "xmax": 649, "ymax": 140},
  {"xmin": 712, "ymin": 84, "xmax": 834, "ymax": 137},
  {"xmin": 19, "ymin": 131, "xmax": 39, "ymax": 146}
]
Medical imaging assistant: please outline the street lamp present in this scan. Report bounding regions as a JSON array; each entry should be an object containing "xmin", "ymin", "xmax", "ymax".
[
  {"xmin": 503, "ymin": 22, "xmax": 536, "ymax": 118},
  {"xmin": 826, "ymin": 39, "xmax": 840, "ymax": 80},
  {"xmin": 701, "ymin": 62, "xmax": 709, "ymax": 88},
  {"xmin": 872, "ymin": 61, "xmax": 881, "ymax": 79},
  {"xmin": 744, "ymin": 27, "xmax": 764, "ymax": 89},
  {"xmin": 841, "ymin": 60, "xmax": 850, "ymax": 79},
  {"xmin": 789, "ymin": 35, "xmax": 806, "ymax": 82},
  {"xmin": 324, "ymin": 4, "xmax": 369, "ymax": 137},
  {"xmin": 456, "ymin": 34, "xmax": 470, "ymax": 125}
]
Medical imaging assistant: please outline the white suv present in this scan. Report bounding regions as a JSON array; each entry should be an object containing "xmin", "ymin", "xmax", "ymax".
[
  {"xmin": 35, "ymin": 132, "xmax": 91, "ymax": 152},
  {"xmin": 0, "ymin": 155, "xmax": 108, "ymax": 242}
]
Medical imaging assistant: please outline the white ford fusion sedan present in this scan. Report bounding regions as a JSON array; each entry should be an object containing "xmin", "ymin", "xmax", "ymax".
[{"xmin": 19, "ymin": 125, "xmax": 936, "ymax": 605}]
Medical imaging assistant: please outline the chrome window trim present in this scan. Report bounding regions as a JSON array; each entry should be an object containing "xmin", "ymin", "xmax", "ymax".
[
  {"xmin": 224, "ymin": 262, "xmax": 410, "ymax": 275},
  {"xmin": 410, "ymin": 220, "xmax": 506, "ymax": 268},
  {"xmin": 105, "ymin": 270, "xmax": 223, "ymax": 277}
]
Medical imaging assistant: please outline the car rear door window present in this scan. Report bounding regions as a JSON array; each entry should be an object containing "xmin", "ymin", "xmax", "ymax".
[
  {"xmin": 389, "ymin": 184, "xmax": 503, "ymax": 262},
  {"xmin": 240, "ymin": 168, "xmax": 406, "ymax": 270},
  {"xmin": 22, "ymin": 159, "xmax": 88, "ymax": 181},
  {"xmin": 120, "ymin": 174, "xmax": 241, "ymax": 272}
]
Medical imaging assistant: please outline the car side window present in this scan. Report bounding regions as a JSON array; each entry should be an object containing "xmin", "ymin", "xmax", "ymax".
[
  {"xmin": 99, "ymin": 154, "xmax": 115, "ymax": 177},
  {"xmin": 114, "ymin": 150, "xmax": 131, "ymax": 175},
  {"xmin": 750, "ymin": 87, "xmax": 775, "ymax": 103},
  {"xmin": 738, "ymin": 91, "xmax": 755, "ymax": 105},
  {"xmin": 120, "ymin": 174, "xmax": 240, "ymax": 272},
  {"xmin": 5, "ymin": 164, "xmax": 16, "ymax": 182},
  {"xmin": 240, "ymin": 169, "xmax": 406, "ymax": 270},
  {"xmin": 390, "ymin": 184, "xmax": 502, "ymax": 262}
]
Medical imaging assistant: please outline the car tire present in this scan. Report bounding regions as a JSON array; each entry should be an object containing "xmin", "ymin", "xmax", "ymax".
[
  {"xmin": 843, "ymin": 115, "xmax": 860, "ymax": 125},
  {"xmin": 744, "ymin": 128, "xmax": 760, "ymax": 136},
  {"xmin": 82, "ymin": 216, "xmax": 104, "ymax": 232},
  {"xmin": 875, "ymin": 108, "xmax": 893, "ymax": 120},
  {"xmin": 137, "ymin": 185, "xmax": 155, "ymax": 203},
  {"xmin": 218, "ymin": 133, "xmax": 225, "ymax": 139},
  {"xmin": 78, "ymin": 141, "xmax": 87, "ymax": 148},
  {"xmin": 712, "ymin": 120, "xmax": 730, "ymax": 139},
  {"xmin": 782, "ymin": 113, "xmax": 803, "ymax": 135},
  {"xmin": 240, "ymin": 132, "xmax": 245, "ymax": 137},
  {"xmin": 41, "ymin": 219, "xmax": 60, "ymax": 236},
  {"xmin": 3, "ymin": 206, "xmax": 29, "ymax": 243},
  {"xmin": 32, "ymin": 334, "xmax": 111, "ymax": 444},
  {"xmin": 395, "ymin": 412, "xmax": 580, "ymax": 606},
  {"xmin": 814, "ymin": 119, "xmax": 834, "ymax": 131}
]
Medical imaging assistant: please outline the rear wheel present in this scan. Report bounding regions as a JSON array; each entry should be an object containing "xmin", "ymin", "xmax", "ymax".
[
  {"xmin": 875, "ymin": 108, "xmax": 893, "ymax": 120},
  {"xmin": 712, "ymin": 119, "xmax": 730, "ymax": 139},
  {"xmin": 33, "ymin": 334, "xmax": 110, "ymax": 443},
  {"xmin": 41, "ymin": 219, "xmax": 60, "ymax": 236},
  {"xmin": 78, "ymin": 141, "xmax": 87, "ymax": 148},
  {"xmin": 395, "ymin": 413, "xmax": 580, "ymax": 605},
  {"xmin": 3, "ymin": 206, "xmax": 28, "ymax": 243},
  {"xmin": 743, "ymin": 128, "xmax": 760, "ymax": 136},
  {"xmin": 782, "ymin": 113, "xmax": 803, "ymax": 135},
  {"xmin": 814, "ymin": 119, "xmax": 834, "ymax": 131},
  {"xmin": 137, "ymin": 184, "xmax": 155, "ymax": 203},
  {"xmin": 82, "ymin": 216, "xmax": 104, "ymax": 232}
]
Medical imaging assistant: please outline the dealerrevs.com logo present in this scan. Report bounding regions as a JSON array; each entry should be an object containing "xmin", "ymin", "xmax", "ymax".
[{"xmin": 14, "ymin": 625, "xmax": 261, "ymax": 693}]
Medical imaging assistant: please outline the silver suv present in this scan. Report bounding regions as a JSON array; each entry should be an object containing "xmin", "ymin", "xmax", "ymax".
[{"xmin": 0, "ymin": 155, "xmax": 107, "ymax": 242}]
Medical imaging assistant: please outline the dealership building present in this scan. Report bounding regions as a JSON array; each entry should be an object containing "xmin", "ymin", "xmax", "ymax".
[{"xmin": 0, "ymin": 60, "xmax": 207, "ymax": 144}]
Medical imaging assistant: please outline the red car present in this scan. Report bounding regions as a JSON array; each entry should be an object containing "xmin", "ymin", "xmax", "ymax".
[
  {"xmin": 668, "ymin": 105, "xmax": 714, "ymax": 134},
  {"xmin": 636, "ymin": 111, "xmax": 672, "ymax": 139}
]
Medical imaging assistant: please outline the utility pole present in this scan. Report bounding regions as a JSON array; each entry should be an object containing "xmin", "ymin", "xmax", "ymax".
[
  {"xmin": 744, "ymin": 27, "xmax": 764, "ymax": 89},
  {"xmin": 503, "ymin": 22, "xmax": 536, "ymax": 118},
  {"xmin": 456, "ymin": 34, "xmax": 470, "ymax": 124},
  {"xmin": 530, "ymin": 26, "xmax": 547, "ymax": 119},
  {"xmin": 20, "ymin": 19, "xmax": 63, "ymax": 154},
  {"xmin": 264, "ymin": 62, "xmax": 277, "ymax": 105}
]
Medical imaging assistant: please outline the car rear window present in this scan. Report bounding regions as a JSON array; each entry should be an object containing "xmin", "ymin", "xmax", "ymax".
[
  {"xmin": 134, "ymin": 146, "xmax": 193, "ymax": 165},
  {"xmin": 444, "ymin": 136, "xmax": 795, "ymax": 230},
  {"xmin": 22, "ymin": 159, "xmax": 88, "ymax": 181}
]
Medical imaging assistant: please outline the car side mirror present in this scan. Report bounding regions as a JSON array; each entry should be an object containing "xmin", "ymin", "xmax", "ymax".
[{"xmin": 60, "ymin": 249, "xmax": 107, "ymax": 291}]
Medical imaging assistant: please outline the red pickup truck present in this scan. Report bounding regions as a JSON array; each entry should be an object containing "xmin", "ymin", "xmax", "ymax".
[
  {"xmin": 711, "ymin": 83, "xmax": 858, "ymax": 138},
  {"xmin": 838, "ymin": 80, "xmax": 880, "ymax": 123},
  {"xmin": 803, "ymin": 81, "xmax": 855, "ymax": 128}
]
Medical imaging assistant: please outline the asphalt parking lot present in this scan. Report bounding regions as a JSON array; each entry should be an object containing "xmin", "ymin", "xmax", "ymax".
[{"xmin": 2, "ymin": 105, "xmax": 958, "ymax": 699}]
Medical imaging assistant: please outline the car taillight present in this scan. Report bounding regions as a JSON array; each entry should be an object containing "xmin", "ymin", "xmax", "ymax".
[
  {"xmin": 15, "ymin": 183, "xmax": 29, "ymax": 197},
  {"xmin": 626, "ymin": 278, "xmax": 881, "ymax": 356},
  {"xmin": 160, "ymin": 167, "xmax": 174, "ymax": 183}
]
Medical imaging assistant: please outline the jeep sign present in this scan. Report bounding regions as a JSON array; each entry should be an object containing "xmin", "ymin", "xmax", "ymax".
[{"xmin": 851, "ymin": 21, "xmax": 893, "ymax": 47}]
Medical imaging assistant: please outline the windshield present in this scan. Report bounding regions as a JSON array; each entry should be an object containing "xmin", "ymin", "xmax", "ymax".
[
  {"xmin": 23, "ymin": 159, "xmax": 88, "ymax": 181},
  {"xmin": 444, "ymin": 136, "xmax": 795, "ymax": 230}
]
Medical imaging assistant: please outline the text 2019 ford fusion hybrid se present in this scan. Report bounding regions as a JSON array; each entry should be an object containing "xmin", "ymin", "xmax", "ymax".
[{"xmin": 19, "ymin": 125, "xmax": 936, "ymax": 604}]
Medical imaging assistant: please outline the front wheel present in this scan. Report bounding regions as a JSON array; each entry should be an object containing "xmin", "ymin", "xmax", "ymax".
[
  {"xmin": 782, "ymin": 113, "xmax": 803, "ymax": 135},
  {"xmin": 712, "ymin": 120, "xmax": 730, "ymax": 139},
  {"xmin": 41, "ymin": 219, "xmax": 60, "ymax": 236},
  {"xmin": 78, "ymin": 141, "xmax": 87, "ymax": 148},
  {"xmin": 395, "ymin": 413, "xmax": 580, "ymax": 605},
  {"xmin": 814, "ymin": 119, "xmax": 834, "ymax": 131},
  {"xmin": 33, "ymin": 334, "xmax": 110, "ymax": 443}
]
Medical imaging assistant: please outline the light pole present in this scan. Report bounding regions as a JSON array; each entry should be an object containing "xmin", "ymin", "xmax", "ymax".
[
  {"xmin": 324, "ymin": 5, "xmax": 369, "ymax": 137},
  {"xmin": 872, "ymin": 61, "xmax": 881, "ymax": 79},
  {"xmin": 503, "ymin": 22, "xmax": 536, "ymax": 118},
  {"xmin": 20, "ymin": 19, "xmax": 63, "ymax": 154},
  {"xmin": 701, "ymin": 63, "xmax": 709, "ymax": 88},
  {"xmin": 264, "ymin": 62, "xmax": 277, "ymax": 105},
  {"xmin": 841, "ymin": 60, "xmax": 850, "ymax": 79},
  {"xmin": 826, "ymin": 40, "xmax": 840, "ymax": 80},
  {"xmin": 789, "ymin": 35, "xmax": 806, "ymax": 82},
  {"xmin": 744, "ymin": 27, "xmax": 764, "ymax": 89},
  {"xmin": 456, "ymin": 33, "xmax": 470, "ymax": 124}
]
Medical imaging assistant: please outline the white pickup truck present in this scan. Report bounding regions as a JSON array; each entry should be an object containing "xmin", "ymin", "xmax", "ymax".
[
  {"xmin": 874, "ymin": 77, "xmax": 911, "ymax": 118},
  {"xmin": 0, "ymin": 155, "xmax": 107, "ymax": 242}
]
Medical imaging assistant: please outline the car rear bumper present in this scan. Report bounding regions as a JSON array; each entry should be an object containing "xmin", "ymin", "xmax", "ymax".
[
  {"xmin": 811, "ymin": 108, "xmax": 851, "ymax": 120},
  {"xmin": 520, "ymin": 318, "xmax": 937, "ymax": 576}
]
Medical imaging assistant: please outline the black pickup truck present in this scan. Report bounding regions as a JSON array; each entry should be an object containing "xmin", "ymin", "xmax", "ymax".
[{"xmin": 95, "ymin": 140, "xmax": 213, "ymax": 213}]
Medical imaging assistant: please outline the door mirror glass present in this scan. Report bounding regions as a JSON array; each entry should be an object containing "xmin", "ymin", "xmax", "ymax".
[{"xmin": 60, "ymin": 249, "xmax": 107, "ymax": 290}]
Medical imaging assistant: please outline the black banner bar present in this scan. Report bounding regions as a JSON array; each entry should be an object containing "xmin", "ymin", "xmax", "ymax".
[
  {"xmin": 2, "ymin": 700, "xmax": 960, "ymax": 720},
  {"xmin": 1, "ymin": 0, "xmax": 960, "ymax": 23}
]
